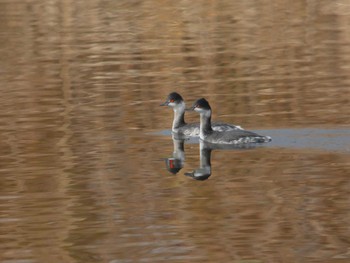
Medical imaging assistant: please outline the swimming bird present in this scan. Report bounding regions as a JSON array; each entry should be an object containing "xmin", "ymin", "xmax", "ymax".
[
  {"xmin": 161, "ymin": 92, "xmax": 242, "ymax": 137},
  {"xmin": 187, "ymin": 98, "xmax": 271, "ymax": 144}
]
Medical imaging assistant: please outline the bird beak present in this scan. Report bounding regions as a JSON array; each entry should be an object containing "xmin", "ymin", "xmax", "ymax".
[
  {"xmin": 160, "ymin": 101, "xmax": 169, "ymax": 106},
  {"xmin": 185, "ymin": 105, "xmax": 195, "ymax": 111}
]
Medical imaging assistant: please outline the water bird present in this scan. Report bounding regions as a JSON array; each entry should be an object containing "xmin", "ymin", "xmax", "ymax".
[
  {"xmin": 161, "ymin": 92, "xmax": 242, "ymax": 137},
  {"xmin": 187, "ymin": 98, "xmax": 271, "ymax": 144}
]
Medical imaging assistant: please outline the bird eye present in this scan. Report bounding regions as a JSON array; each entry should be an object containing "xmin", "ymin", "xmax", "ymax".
[{"xmin": 169, "ymin": 99, "xmax": 175, "ymax": 102}]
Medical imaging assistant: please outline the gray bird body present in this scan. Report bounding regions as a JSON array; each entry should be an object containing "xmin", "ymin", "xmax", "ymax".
[
  {"xmin": 191, "ymin": 98, "xmax": 271, "ymax": 145},
  {"xmin": 161, "ymin": 92, "xmax": 242, "ymax": 137},
  {"xmin": 175, "ymin": 121, "xmax": 242, "ymax": 137},
  {"xmin": 201, "ymin": 128, "xmax": 271, "ymax": 144}
]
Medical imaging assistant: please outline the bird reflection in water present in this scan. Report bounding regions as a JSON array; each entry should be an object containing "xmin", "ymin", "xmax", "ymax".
[
  {"xmin": 185, "ymin": 141, "xmax": 261, "ymax": 180},
  {"xmin": 185, "ymin": 140, "xmax": 212, "ymax": 181},
  {"xmin": 164, "ymin": 135, "xmax": 263, "ymax": 180},
  {"xmin": 164, "ymin": 134, "xmax": 186, "ymax": 174}
]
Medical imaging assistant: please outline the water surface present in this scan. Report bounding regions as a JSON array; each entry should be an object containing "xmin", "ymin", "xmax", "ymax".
[{"xmin": 0, "ymin": 1, "xmax": 349, "ymax": 262}]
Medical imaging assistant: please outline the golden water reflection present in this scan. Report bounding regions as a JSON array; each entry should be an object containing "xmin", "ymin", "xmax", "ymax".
[{"xmin": 0, "ymin": 0, "xmax": 349, "ymax": 262}]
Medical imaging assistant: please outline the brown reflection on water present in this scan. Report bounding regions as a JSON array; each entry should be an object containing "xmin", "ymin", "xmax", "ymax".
[{"xmin": 0, "ymin": 0, "xmax": 350, "ymax": 262}]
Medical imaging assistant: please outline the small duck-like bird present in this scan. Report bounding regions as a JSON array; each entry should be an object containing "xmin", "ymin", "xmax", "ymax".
[
  {"xmin": 161, "ymin": 92, "xmax": 242, "ymax": 137},
  {"xmin": 187, "ymin": 98, "xmax": 271, "ymax": 144}
]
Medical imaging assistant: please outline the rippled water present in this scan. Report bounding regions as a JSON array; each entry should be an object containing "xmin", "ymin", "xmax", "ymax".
[{"xmin": 1, "ymin": 1, "xmax": 349, "ymax": 262}]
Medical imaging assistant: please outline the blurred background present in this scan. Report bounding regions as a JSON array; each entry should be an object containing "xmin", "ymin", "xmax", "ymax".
[{"xmin": 0, "ymin": 1, "xmax": 349, "ymax": 262}]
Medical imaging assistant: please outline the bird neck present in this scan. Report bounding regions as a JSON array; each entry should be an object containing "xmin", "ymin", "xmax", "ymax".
[
  {"xmin": 199, "ymin": 110, "xmax": 213, "ymax": 138},
  {"xmin": 172, "ymin": 102, "xmax": 186, "ymax": 130}
]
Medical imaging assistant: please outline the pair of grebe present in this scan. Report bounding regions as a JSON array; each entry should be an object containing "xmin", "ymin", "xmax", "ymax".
[{"xmin": 161, "ymin": 92, "xmax": 271, "ymax": 144}]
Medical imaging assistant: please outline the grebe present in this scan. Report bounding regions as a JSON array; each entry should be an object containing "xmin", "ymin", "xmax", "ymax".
[
  {"xmin": 161, "ymin": 92, "xmax": 242, "ymax": 137},
  {"xmin": 188, "ymin": 98, "xmax": 271, "ymax": 144}
]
